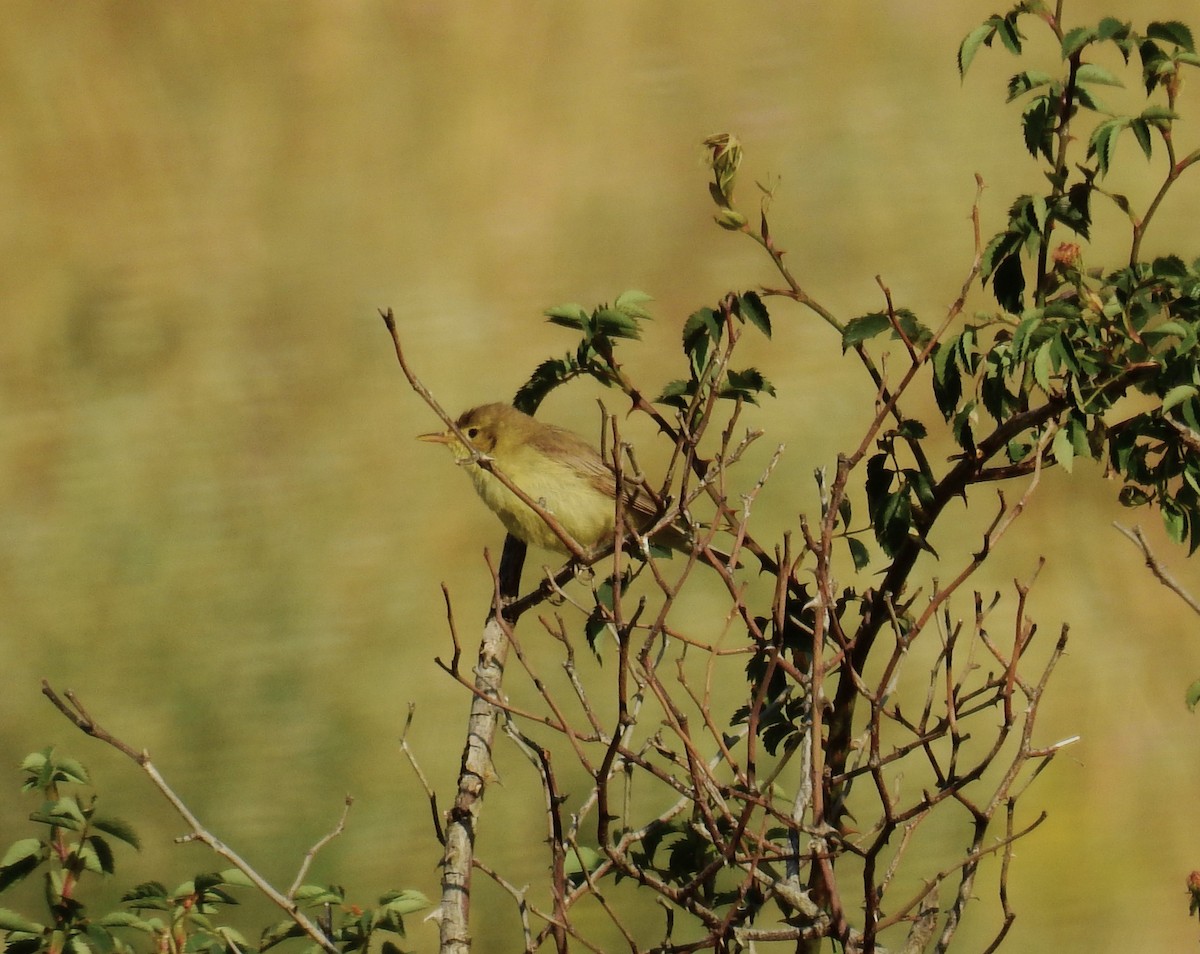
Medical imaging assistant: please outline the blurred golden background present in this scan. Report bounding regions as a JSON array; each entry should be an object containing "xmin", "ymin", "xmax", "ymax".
[{"xmin": 3, "ymin": 2, "xmax": 1199, "ymax": 950}]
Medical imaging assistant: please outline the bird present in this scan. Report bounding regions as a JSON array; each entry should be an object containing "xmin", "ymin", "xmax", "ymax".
[{"xmin": 418, "ymin": 402, "xmax": 697, "ymax": 557}]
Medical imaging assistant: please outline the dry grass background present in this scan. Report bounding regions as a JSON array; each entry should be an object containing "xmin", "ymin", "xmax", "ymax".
[{"xmin": 2, "ymin": 2, "xmax": 1199, "ymax": 950}]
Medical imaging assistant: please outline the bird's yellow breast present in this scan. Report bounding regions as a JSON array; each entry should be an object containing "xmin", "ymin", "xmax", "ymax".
[{"xmin": 463, "ymin": 443, "xmax": 615, "ymax": 552}]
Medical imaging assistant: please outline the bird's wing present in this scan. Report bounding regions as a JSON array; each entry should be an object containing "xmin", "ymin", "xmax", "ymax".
[{"xmin": 530, "ymin": 423, "xmax": 669, "ymax": 523}]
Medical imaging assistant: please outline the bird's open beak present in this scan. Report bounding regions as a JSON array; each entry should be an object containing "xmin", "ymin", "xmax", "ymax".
[{"xmin": 417, "ymin": 430, "xmax": 455, "ymax": 444}]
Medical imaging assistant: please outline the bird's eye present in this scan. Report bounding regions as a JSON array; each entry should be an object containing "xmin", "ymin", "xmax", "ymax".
[{"xmin": 466, "ymin": 427, "xmax": 479, "ymax": 439}]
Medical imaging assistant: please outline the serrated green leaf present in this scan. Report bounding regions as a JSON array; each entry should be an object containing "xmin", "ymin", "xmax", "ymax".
[
  {"xmin": 1, "ymin": 837, "xmax": 45, "ymax": 869},
  {"xmin": 1148, "ymin": 20, "xmax": 1194, "ymax": 52},
  {"xmin": 1162, "ymin": 384, "xmax": 1198, "ymax": 412},
  {"xmin": 594, "ymin": 307, "xmax": 642, "ymax": 339},
  {"xmin": 1052, "ymin": 425, "xmax": 1074, "ymax": 473},
  {"xmin": 78, "ymin": 835, "xmax": 114, "ymax": 874},
  {"xmin": 996, "ymin": 13, "xmax": 1023, "ymax": 55},
  {"xmin": 1163, "ymin": 502, "xmax": 1187, "ymax": 543},
  {"xmin": 1033, "ymin": 341, "xmax": 1055, "ymax": 391},
  {"xmin": 260, "ymin": 918, "xmax": 307, "ymax": 951},
  {"xmin": 1129, "ymin": 119, "xmax": 1153, "ymax": 160},
  {"xmin": 292, "ymin": 884, "xmax": 343, "ymax": 905},
  {"xmin": 992, "ymin": 252, "xmax": 1026, "ymax": 313},
  {"xmin": 655, "ymin": 379, "xmax": 695, "ymax": 409},
  {"xmin": 1021, "ymin": 96, "xmax": 1055, "ymax": 160},
  {"xmin": 122, "ymin": 881, "xmax": 169, "ymax": 904},
  {"xmin": 98, "ymin": 911, "xmax": 155, "ymax": 933},
  {"xmin": 1088, "ymin": 118, "xmax": 1123, "ymax": 177},
  {"xmin": 543, "ymin": 304, "xmax": 588, "ymax": 329},
  {"xmin": 1007, "ymin": 69, "xmax": 1053, "ymax": 101},
  {"xmin": 613, "ymin": 289, "xmax": 653, "ymax": 321},
  {"xmin": 721, "ymin": 367, "xmax": 776, "ymax": 402},
  {"xmin": 91, "ymin": 816, "xmax": 140, "ymax": 851},
  {"xmin": 0, "ymin": 907, "xmax": 45, "ymax": 933},
  {"xmin": 958, "ymin": 22, "xmax": 995, "ymax": 76},
  {"xmin": 1061, "ymin": 26, "xmax": 1097, "ymax": 57},
  {"xmin": 30, "ymin": 798, "xmax": 87, "ymax": 831},
  {"xmin": 842, "ymin": 312, "xmax": 891, "ymax": 350},
  {"xmin": 380, "ymin": 889, "xmax": 431, "ymax": 916},
  {"xmin": 0, "ymin": 839, "xmax": 45, "ymax": 892},
  {"xmin": 847, "ymin": 537, "xmax": 870, "ymax": 571},
  {"xmin": 737, "ymin": 291, "xmax": 771, "ymax": 338},
  {"xmin": 1098, "ymin": 17, "xmax": 1130, "ymax": 43},
  {"xmin": 1141, "ymin": 104, "xmax": 1179, "ymax": 124},
  {"xmin": 1076, "ymin": 63, "xmax": 1123, "ymax": 86}
]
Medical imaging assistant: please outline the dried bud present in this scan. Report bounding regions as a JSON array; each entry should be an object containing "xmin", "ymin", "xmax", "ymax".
[{"xmin": 1053, "ymin": 242, "xmax": 1082, "ymax": 267}]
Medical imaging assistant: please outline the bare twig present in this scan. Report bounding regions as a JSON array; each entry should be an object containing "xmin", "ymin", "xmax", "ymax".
[
  {"xmin": 288, "ymin": 796, "xmax": 354, "ymax": 899},
  {"xmin": 1114, "ymin": 521, "xmax": 1200, "ymax": 617}
]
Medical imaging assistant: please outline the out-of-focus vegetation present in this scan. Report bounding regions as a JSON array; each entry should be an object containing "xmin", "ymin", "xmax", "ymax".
[{"xmin": 2, "ymin": 2, "xmax": 1199, "ymax": 951}]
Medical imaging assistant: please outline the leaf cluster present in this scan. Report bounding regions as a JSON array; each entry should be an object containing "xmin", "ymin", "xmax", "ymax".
[{"xmin": 0, "ymin": 750, "xmax": 428, "ymax": 954}]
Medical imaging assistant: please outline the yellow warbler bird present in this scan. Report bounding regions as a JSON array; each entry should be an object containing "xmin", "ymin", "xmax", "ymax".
[{"xmin": 418, "ymin": 403, "xmax": 692, "ymax": 555}]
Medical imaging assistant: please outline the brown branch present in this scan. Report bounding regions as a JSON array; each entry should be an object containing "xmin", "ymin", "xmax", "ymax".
[{"xmin": 1114, "ymin": 522, "xmax": 1200, "ymax": 618}]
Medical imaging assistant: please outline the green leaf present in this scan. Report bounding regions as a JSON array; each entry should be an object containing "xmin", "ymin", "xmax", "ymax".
[
  {"xmin": 682, "ymin": 307, "xmax": 721, "ymax": 373},
  {"xmin": 736, "ymin": 291, "xmax": 771, "ymax": 338},
  {"xmin": 79, "ymin": 835, "xmax": 115, "ymax": 874},
  {"xmin": 721, "ymin": 368, "xmax": 776, "ymax": 402},
  {"xmin": 1163, "ymin": 501, "xmax": 1188, "ymax": 543},
  {"xmin": 122, "ymin": 881, "xmax": 169, "ymax": 906},
  {"xmin": 1088, "ymin": 118, "xmax": 1124, "ymax": 176},
  {"xmin": 260, "ymin": 918, "xmax": 307, "ymax": 951},
  {"xmin": 1021, "ymin": 96, "xmax": 1055, "ymax": 160},
  {"xmin": 0, "ymin": 838, "xmax": 45, "ymax": 870},
  {"xmin": 98, "ymin": 911, "xmax": 156, "ymax": 933},
  {"xmin": 842, "ymin": 312, "xmax": 891, "ymax": 350},
  {"xmin": 1129, "ymin": 119, "xmax": 1153, "ymax": 160},
  {"xmin": 655, "ymin": 379, "xmax": 695, "ymax": 409},
  {"xmin": 958, "ymin": 22, "xmax": 995, "ymax": 76},
  {"xmin": 847, "ymin": 537, "xmax": 870, "ymax": 571},
  {"xmin": 1075, "ymin": 63, "xmax": 1123, "ymax": 86},
  {"xmin": 1141, "ymin": 105, "xmax": 1179, "ymax": 125},
  {"xmin": 1061, "ymin": 26, "xmax": 1098, "ymax": 57},
  {"xmin": 0, "ymin": 838, "xmax": 46, "ymax": 892},
  {"xmin": 0, "ymin": 907, "xmax": 45, "ymax": 933},
  {"xmin": 30, "ymin": 798, "xmax": 87, "ymax": 832},
  {"xmin": 1052, "ymin": 425, "xmax": 1074, "ymax": 473},
  {"xmin": 565, "ymin": 847, "xmax": 602, "ymax": 885},
  {"xmin": 1186, "ymin": 679, "xmax": 1200, "ymax": 712},
  {"xmin": 613, "ymin": 289, "xmax": 653, "ymax": 321},
  {"xmin": 594, "ymin": 307, "xmax": 642, "ymax": 340},
  {"xmin": 1098, "ymin": 17, "xmax": 1131, "ymax": 44},
  {"xmin": 1162, "ymin": 384, "xmax": 1198, "ymax": 413},
  {"xmin": 1033, "ymin": 341, "xmax": 1055, "ymax": 392},
  {"xmin": 379, "ymin": 889, "xmax": 431, "ymax": 916},
  {"xmin": 292, "ymin": 884, "xmax": 344, "ymax": 905},
  {"xmin": 544, "ymin": 304, "xmax": 588, "ymax": 329},
  {"xmin": 91, "ymin": 816, "xmax": 140, "ymax": 851},
  {"xmin": 1147, "ymin": 20, "xmax": 1195, "ymax": 52},
  {"xmin": 1007, "ymin": 70, "xmax": 1053, "ymax": 101},
  {"xmin": 992, "ymin": 252, "xmax": 1027, "ymax": 313}
]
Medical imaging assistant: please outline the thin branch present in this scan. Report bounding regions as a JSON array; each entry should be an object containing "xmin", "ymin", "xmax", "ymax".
[
  {"xmin": 1114, "ymin": 521, "xmax": 1200, "ymax": 617},
  {"xmin": 40, "ymin": 681, "xmax": 339, "ymax": 954},
  {"xmin": 288, "ymin": 796, "xmax": 354, "ymax": 899}
]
